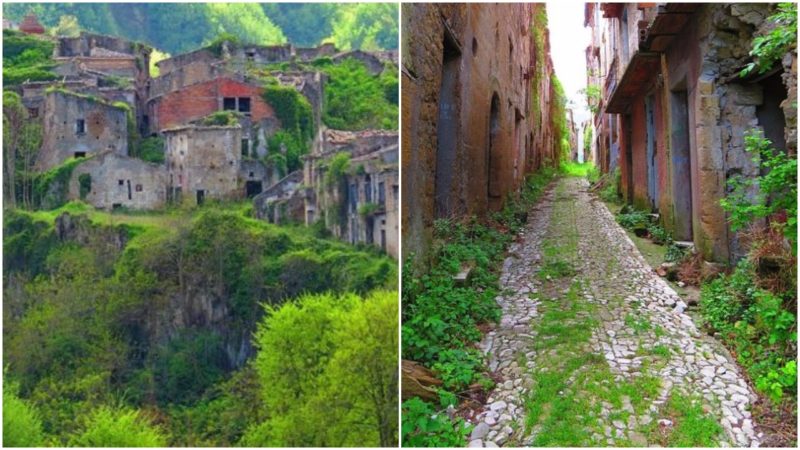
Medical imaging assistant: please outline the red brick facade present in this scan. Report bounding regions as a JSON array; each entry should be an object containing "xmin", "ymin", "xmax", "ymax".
[{"xmin": 150, "ymin": 77, "xmax": 276, "ymax": 131}]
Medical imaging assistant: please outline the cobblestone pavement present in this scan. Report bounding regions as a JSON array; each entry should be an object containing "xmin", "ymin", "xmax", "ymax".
[{"xmin": 468, "ymin": 178, "xmax": 762, "ymax": 448}]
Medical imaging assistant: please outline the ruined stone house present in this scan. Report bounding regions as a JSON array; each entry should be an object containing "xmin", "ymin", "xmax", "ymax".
[
  {"xmin": 37, "ymin": 90, "xmax": 129, "ymax": 171},
  {"xmin": 401, "ymin": 3, "xmax": 563, "ymax": 263},
  {"xmin": 585, "ymin": 2, "xmax": 797, "ymax": 263},
  {"xmin": 255, "ymin": 129, "xmax": 400, "ymax": 257},
  {"xmin": 67, "ymin": 151, "xmax": 167, "ymax": 210},
  {"xmin": 163, "ymin": 124, "xmax": 252, "ymax": 205}
]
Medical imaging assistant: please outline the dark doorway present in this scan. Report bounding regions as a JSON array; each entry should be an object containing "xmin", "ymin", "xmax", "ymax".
[
  {"xmin": 245, "ymin": 181, "xmax": 262, "ymax": 198},
  {"xmin": 196, "ymin": 189, "xmax": 205, "ymax": 205},
  {"xmin": 645, "ymin": 95, "xmax": 658, "ymax": 210},
  {"xmin": 670, "ymin": 89, "xmax": 693, "ymax": 240},
  {"xmin": 623, "ymin": 114, "xmax": 634, "ymax": 203},
  {"xmin": 756, "ymin": 71, "xmax": 788, "ymax": 152},
  {"xmin": 127, "ymin": 179, "xmax": 132, "ymax": 200},
  {"xmin": 488, "ymin": 93, "xmax": 501, "ymax": 200},
  {"xmin": 434, "ymin": 28, "xmax": 461, "ymax": 218},
  {"xmin": 366, "ymin": 217, "xmax": 374, "ymax": 244}
]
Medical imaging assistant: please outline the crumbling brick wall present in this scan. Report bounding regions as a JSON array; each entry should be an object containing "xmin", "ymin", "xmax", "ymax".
[{"xmin": 401, "ymin": 3, "xmax": 562, "ymax": 264}]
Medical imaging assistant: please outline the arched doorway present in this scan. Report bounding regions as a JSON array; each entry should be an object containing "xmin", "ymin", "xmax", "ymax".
[{"xmin": 488, "ymin": 93, "xmax": 501, "ymax": 202}]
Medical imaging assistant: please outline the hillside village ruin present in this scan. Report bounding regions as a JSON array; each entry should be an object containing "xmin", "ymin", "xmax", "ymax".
[{"xmin": 11, "ymin": 16, "xmax": 399, "ymax": 257}]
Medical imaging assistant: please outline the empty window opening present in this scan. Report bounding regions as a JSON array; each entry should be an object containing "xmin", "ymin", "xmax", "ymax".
[
  {"xmin": 127, "ymin": 180, "xmax": 132, "ymax": 200},
  {"xmin": 378, "ymin": 181, "xmax": 385, "ymax": 206},
  {"xmin": 365, "ymin": 175, "xmax": 372, "ymax": 203},
  {"xmin": 223, "ymin": 97, "xmax": 236, "ymax": 111},
  {"xmin": 434, "ymin": 27, "xmax": 462, "ymax": 218},
  {"xmin": 27, "ymin": 107, "xmax": 38, "ymax": 118},
  {"xmin": 380, "ymin": 229, "xmax": 386, "ymax": 251},
  {"xmin": 76, "ymin": 119, "xmax": 86, "ymax": 134},
  {"xmin": 245, "ymin": 181, "xmax": 262, "ymax": 198},
  {"xmin": 118, "ymin": 179, "xmax": 124, "ymax": 186},
  {"xmin": 196, "ymin": 189, "xmax": 205, "ymax": 205},
  {"xmin": 241, "ymin": 139, "xmax": 249, "ymax": 157},
  {"xmin": 74, "ymin": 151, "xmax": 86, "ymax": 158},
  {"xmin": 238, "ymin": 97, "xmax": 251, "ymax": 114},
  {"xmin": 135, "ymin": 184, "xmax": 143, "ymax": 192}
]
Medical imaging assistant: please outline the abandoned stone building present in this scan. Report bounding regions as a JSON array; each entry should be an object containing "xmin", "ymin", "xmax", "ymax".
[
  {"xmin": 401, "ymin": 3, "xmax": 563, "ymax": 262},
  {"xmin": 254, "ymin": 129, "xmax": 400, "ymax": 258},
  {"xmin": 585, "ymin": 2, "xmax": 797, "ymax": 263},
  {"xmin": 163, "ymin": 124, "xmax": 264, "ymax": 205},
  {"xmin": 17, "ymin": 27, "xmax": 398, "ymax": 254},
  {"xmin": 67, "ymin": 152, "xmax": 167, "ymax": 210},
  {"xmin": 37, "ymin": 90, "xmax": 129, "ymax": 171}
]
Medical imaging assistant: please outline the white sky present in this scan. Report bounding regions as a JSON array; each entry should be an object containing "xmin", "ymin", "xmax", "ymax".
[{"xmin": 547, "ymin": 1, "xmax": 591, "ymax": 127}]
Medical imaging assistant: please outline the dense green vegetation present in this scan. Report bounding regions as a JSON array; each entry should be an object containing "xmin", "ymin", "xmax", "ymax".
[
  {"xmin": 2, "ymin": 29, "xmax": 58, "ymax": 86},
  {"xmin": 3, "ymin": 203, "xmax": 397, "ymax": 446},
  {"xmin": 3, "ymin": 3, "xmax": 399, "ymax": 54},
  {"xmin": 401, "ymin": 167, "xmax": 558, "ymax": 446},
  {"xmin": 320, "ymin": 58, "xmax": 399, "ymax": 130},
  {"xmin": 740, "ymin": 3, "xmax": 797, "ymax": 76}
]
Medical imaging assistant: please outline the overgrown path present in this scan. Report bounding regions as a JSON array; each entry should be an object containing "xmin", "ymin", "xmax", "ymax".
[{"xmin": 470, "ymin": 177, "xmax": 762, "ymax": 448}]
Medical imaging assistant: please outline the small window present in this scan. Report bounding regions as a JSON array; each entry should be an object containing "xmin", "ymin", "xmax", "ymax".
[
  {"xmin": 241, "ymin": 139, "xmax": 249, "ymax": 157},
  {"xmin": 76, "ymin": 119, "xmax": 86, "ymax": 134},
  {"xmin": 135, "ymin": 184, "xmax": 143, "ymax": 192},
  {"xmin": 238, "ymin": 97, "xmax": 251, "ymax": 114},
  {"xmin": 118, "ymin": 179, "xmax": 124, "ymax": 186},
  {"xmin": 246, "ymin": 50, "xmax": 256, "ymax": 61},
  {"xmin": 27, "ymin": 107, "xmax": 38, "ymax": 118},
  {"xmin": 74, "ymin": 151, "xmax": 86, "ymax": 158},
  {"xmin": 223, "ymin": 97, "xmax": 236, "ymax": 111}
]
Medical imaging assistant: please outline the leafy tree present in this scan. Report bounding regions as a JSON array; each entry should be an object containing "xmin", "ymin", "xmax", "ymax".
[
  {"xmin": 3, "ymin": 92, "xmax": 25, "ymax": 207},
  {"xmin": 245, "ymin": 291, "xmax": 398, "ymax": 446},
  {"xmin": 68, "ymin": 406, "xmax": 168, "ymax": 447},
  {"xmin": 261, "ymin": 3, "xmax": 339, "ymax": 47},
  {"xmin": 50, "ymin": 14, "xmax": 81, "ymax": 37},
  {"xmin": 3, "ymin": 380, "xmax": 46, "ymax": 447},
  {"xmin": 329, "ymin": 3, "xmax": 399, "ymax": 51},
  {"xmin": 322, "ymin": 59, "xmax": 398, "ymax": 130}
]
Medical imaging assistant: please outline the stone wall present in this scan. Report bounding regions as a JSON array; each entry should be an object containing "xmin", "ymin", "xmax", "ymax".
[
  {"xmin": 68, "ymin": 152, "xmax": 166, "ymax": 210},
  {"xmin": 38, "ymin": 91, "xmax": 128, "ymax": 171},
  {"xmin": 588, "ymin": 2, "xmax": 796, "ymax": 263},
  {"xmin": 163, "ymin": 125, "xmax": 243, "ymax": 204},
  {"xmin": 401, "ymin": 3, "xmax": 561, "ymax": 264}
]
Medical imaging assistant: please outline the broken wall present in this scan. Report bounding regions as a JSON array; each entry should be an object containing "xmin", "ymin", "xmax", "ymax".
[
  {"xmin": 38, "ymin": 91, "xmax": 128, "ymax": 171},
  {"xmin": 68, "ymin": 152, "xmax": 166, "ymax": 210}
]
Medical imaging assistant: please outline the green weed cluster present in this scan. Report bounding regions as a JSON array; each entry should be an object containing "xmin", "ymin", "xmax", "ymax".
[
  {"xmin": 700, "ymin": 259, "xmax": 797, "ymax": 404},
  {"xmin": 401, "ymin": 168, "xmax": 556, "ymax": 446}
]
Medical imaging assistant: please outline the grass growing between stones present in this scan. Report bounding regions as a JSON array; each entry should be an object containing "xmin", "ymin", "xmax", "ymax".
[{"xmin": 643, "ymin": 393, "xmax": 724, "ymax": 447}]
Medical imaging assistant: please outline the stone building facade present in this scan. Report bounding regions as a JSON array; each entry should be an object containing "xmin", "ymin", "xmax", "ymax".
[
  {"xmin": 37, "ymin": 90, "xmax": 129, "ymax": 171},
  {"xmin": 68, "ymin": 152, "xmax": 167, "ymax": 210},
  {"xmin": 401, "ymin": 3, "xmax": 563, "ymax": 263},
  {"xmin": 163, "ymin": 125, "xmax": 245, "ymax": 205},
  {"xmin": 255, "ymin": 129, "xmax": 400, "ymax": 258},
  {"xmin": 585, "ymin": 2, "xmax": 797, "ymax": 263}
]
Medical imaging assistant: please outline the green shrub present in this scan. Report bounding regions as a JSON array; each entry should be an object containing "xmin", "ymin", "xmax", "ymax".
[
  {"xmin": 401, "ymin": 397, "xmax": 471, "ymax": 447},
  {"xmin": 78, "ymin": 173, "xmax": 92, "ymax": 200},
  {"xmin": 3, "ymin": 380, "xmax": 46, "ymax": 447},
  {"xmin": 647, "ymin": 223, "xmax": 671, "ymax": 245},
  {"xmin": 261, "ymin": 84, "xmax": 314, "ymax": 142},
  {"xmin": 138, "ymin": 136, "xmax": 165, "ymax": 164},
  {"xmin": 152, "ymin": 329, "xmax": 228, "ymax": 404},
  {"xmin": 69, "ymin": 406, "xmax": 168, "ymax": 447},
  {"xmin": 202, "ymin": 110, "xmax": 242, "ymax": 126},
  {"xmin": 740, "ymin": 3, "xmax": 797, "ymax": 76},
  {"xmin": 616, "ymin": 208, "xmax": 649, "ymax": 230},
  {"xmin": 700, "ymin": 260, "xmax": 797, "ymax": 403},
  {"xmin": 720, "ymin": 130, "xmax": 797, "ymax": 250},
  {"xmin": 599, "ymin": 168, "xmax": 621, "ymax": 203},
  {"xmin": 432, "ymin": 348, "xmax": 487, "ymax": 392},
  {"xmin": 321, "ymin": 58, "xmax": 397, "ymax": 130}
]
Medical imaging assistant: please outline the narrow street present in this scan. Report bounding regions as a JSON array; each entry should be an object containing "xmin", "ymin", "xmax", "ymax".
[{"xmin": 471, "ymin": 178, "xmax": 761, "ymax": 448}]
